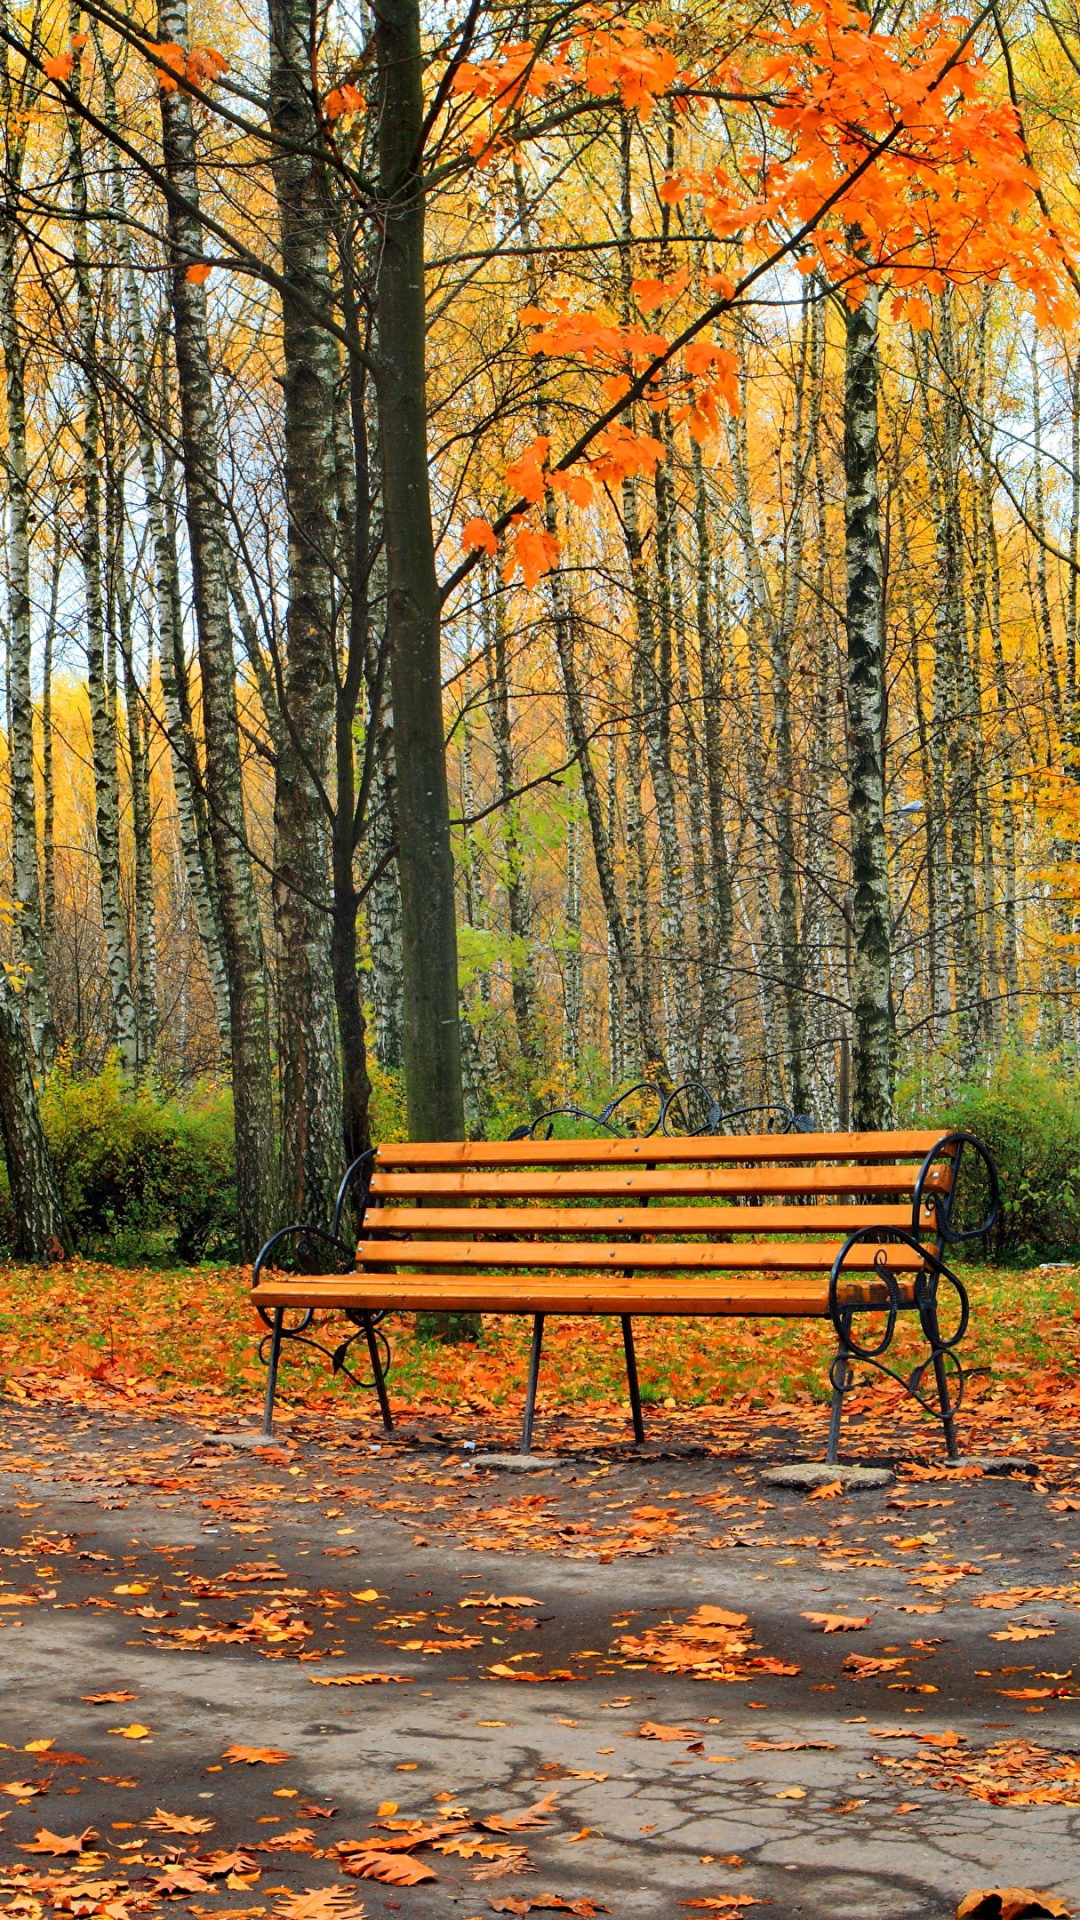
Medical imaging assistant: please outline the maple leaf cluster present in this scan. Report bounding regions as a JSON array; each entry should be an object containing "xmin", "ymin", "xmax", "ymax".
[{"xmin": 458, "ymin": 0, "xmax": 1074, "ymax": 591}]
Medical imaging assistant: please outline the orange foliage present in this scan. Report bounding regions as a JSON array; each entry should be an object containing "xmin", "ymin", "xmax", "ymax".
[{"xmin": 459, "ymin": 0, "xmax": 1073, "ymax": 585}]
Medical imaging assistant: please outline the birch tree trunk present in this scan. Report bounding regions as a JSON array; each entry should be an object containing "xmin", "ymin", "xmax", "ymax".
[
  {"xmin": 843, "ymin": 281, "xmax": 893, "ymax": 1127},
  {"xmin": 0, "ymin": 968, "xmax": 66, "ymax": 1258},
  {"xmin": 0, "ymin": 31, "xmax": 52, "ymax": 1065},
  {"xmin": 367, "ymin": 726, "xmax": 405, "ymax": 1073},
  {"xmin": 42, "ymin": 527, "xmax": 61, "ymax": 966},
  {"xmin": 372, "ymin": 0, "xmax": 463, "ymax": 1142},
  {"xmin": 938, "ymin": 295, "xmax": 982, "ymax": 1071},
  {"xmin": 158, "ymin": 0, "xmax": 275, "ymax": 1254},
  {"xmin": 106, "ymin": 447, "xmax": 158, "ymax": 1074},
  {"xmin": 267, "ymin": 0, "xmax": 345, "ymax": 1220},
  {"xmin": 481, "ymin": 578, "xmax": 542, "ymax": 1094},
  {"xmin": 67, "ymin": 33, "xmax": 139, "ymax": 1078},
  {"xmin": 93, "ymin": 25, "xmax": 233, "ymax": 1053},
  {"xmin": 691, "ymin": 441, "xmax": 742, "ymax": 1108}
]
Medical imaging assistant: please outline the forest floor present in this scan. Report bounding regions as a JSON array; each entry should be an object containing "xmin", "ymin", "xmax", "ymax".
[{"xmin": 0, "ymin": 1263, "xmax": 1078, "ymax": 1919}]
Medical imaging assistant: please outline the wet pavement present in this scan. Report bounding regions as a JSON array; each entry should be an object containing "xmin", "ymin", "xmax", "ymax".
[{"xmin": 1, "ymin": 1405, "xmax": 1078, "ymax": 1917}]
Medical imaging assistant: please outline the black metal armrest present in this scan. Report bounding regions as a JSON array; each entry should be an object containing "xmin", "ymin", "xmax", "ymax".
[
  {"xmin": 829, "ymin": 1223, "xmax": 970, "ymax": 1359},
  {"xmin": 913, "ymin": 1131, "xmax": 1000, "ymax": 1245},
  {"xmin": 332, "ymin": 1149, "xmax": 377, "ymax": 1239},
  {"xmin": 252, "ymin": 1222, "xmax": 356, "ymax": 1289}
]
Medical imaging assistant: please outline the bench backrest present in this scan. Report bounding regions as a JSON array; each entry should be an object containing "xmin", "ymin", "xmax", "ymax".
[{"xmin": 358, "ymin": 1129, "xmax": 957, "ymax": 1247}]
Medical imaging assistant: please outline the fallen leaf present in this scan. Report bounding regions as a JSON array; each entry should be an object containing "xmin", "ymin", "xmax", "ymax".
[
  {"xmin": 638, "ymin": 1723, "xmax": 700, "ymax": 1742},
  {"xmin": 990, "ymin": 1627, "xmax": 1057, "ymax": 1642},
  {"xmin": 488, "ymin": 1900, "xmax": 610, "ymax": 1917},
  {"xmin": 0, "ymin": 1782, "xmax": 46, "ymax": 1800},
  {"xmin": 346, "ymin": 1852, "xmax": 436, "ymax": 1885},
  {"xmin": 996, "ymin": 1689, "xmax": 1066, "ymax": 1700},
  {"xmin": 143, "ymin": 1809, "xmax": 216, "ymax": 1834},
  {"xmin": 807, "ymin": 1482, "xmax": 844, "ymax": 1501},
  {"xmin": 151, "ymin": 1865, "xmax": 214, "ymax": 1893},
  {"xmin": 677, "ymin": 1903, "xmax": 761, "ymax": 1914},
  {"xmin": 376, "ymin": 1801, "xmax": 397, "ymax": 1817},
  {"xmin": 308, "ymin": 1674, "xmax": 411, "ymax": 1687},
  {"xmin": 842, "ymin": 1654, "xmax": 908, "ymax": 1678},
  {"xmin": 83, "ymin": 1691, "xmax": 139, "ymax": 1705},
  {"xmin": 480, "ymin": 1793, "xmax": 558, "ymax": 1833},
  {"xmin": 223, "ymin": 1746, "xmax": 292, "ymax": 1765},
  {"xmin": 774, "ymin": 1787, "xmax": 806, "ymax": 1799},
  {"xmin": 197, "ymin": 1850, "xmax": 260, "ymax": 1875},
  {"xmin": 460, "ymin": 1596, "xmax": 540, "ymax": 1610},
  {"xmin": 107, "ymin": 1725, "xmax": 151, "ymax": 1740},
  {"xmin": 801, "ymin": 1613, "xmax": 871, "ymax": 1633},
  {"xmin": 956, "ymin": 1894, "xmax": 1071, "ymax": 1919},
  {"xmin": 273, "ymin": 1890, "xmax": 367, "ymax": 1920},
  {"xmin": 17, "ymin": 1827, "xmax": 97, "ymax": 1855},
  {"xmin": 744, "ymin": 1741, "xmax": 837, "ymax": 1752}
]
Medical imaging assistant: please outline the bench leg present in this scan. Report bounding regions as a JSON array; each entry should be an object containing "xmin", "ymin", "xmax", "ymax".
[
  {"xmin": 362, "ymin": 1313, "xmax": 394, "ymax": 1433},
  {"xmin": 826, "ymin": 1311, "xmax": 852, "ymax": 1464},
  {"xmin": 522, "ymin": 1314, "xmax": 545, "ymax": 1454},
  {"xmin": 924, "ymin": 1301, "xmax": 960, "ymax": 1459},
  {"xmin": 262, "ymin": 1307, "xmax": 285, "ymax": 1439},
  {"xmin": 621, "ymin": 1315, "xmax": 645, "ymax": 1444}
]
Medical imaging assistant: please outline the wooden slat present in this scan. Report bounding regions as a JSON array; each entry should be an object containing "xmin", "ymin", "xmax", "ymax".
[
  {"xmin": 252, "ymin": 1275, "xmax": 915, "ymax": 1316},
  {"xmin": 369, "ymin": 1165, "xmax": 945, "ymax": 1200},
  {"xmin": 363, "ymin": 1203, "xmax": 926, "ymax": 1236},
  {"xmin": 353, "ymin": 1238, "xmax": 925, "ymax": 1273},
  {"xmin": 374, "ymin": 1130, "xmax": 947, "ymax": 1168}
]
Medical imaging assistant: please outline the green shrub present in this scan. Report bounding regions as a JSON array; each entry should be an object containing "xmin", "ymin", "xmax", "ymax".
[
  {"xmin": 936, "ymin": 1058, "xmax": 1080, "ymax": 1262},
  {"xmin": 37, "ymin": 1061, "xmax": 237, "ymax": 1263}
]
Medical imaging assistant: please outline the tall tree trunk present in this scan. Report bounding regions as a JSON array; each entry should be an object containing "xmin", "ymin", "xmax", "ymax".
[
  {"xmin": 367, "ymin": 734, "xmax": 405, "ymax": 1073},
  {"xmin": 67, "ymin": 31, "xmax": 139, "ymax": 1078},
  {"xmin": 692, "ymin": 443, "xmax": 742, "ymax": 1108},
  {"xmin": 0, "ymin": 40, "xmax": 52, "ymax": 1066},
  {"xmin": 94, "ymin": 25, "xmax": 233, "ymax": 1054},
  {"xmin": 267, "ymin": 0, "xmax": 345, "ymax": 1220},
  {"xmin": 42, "ymin": 525, "xmax": 60, "ymax": 969},
  {"xmin": 158, "ymin": 0, "xmax": 275, "ymax": 1254},
  {"xmin": 843, "ymin": 281, "xmax": 892, "ymax": 1127},
  {"xmin": 106, "ymin": 442, "xmax": 159, "ymax": 1075},
  {"xmin": 0, "ymin": 968, "xmax": 66, "ymax": 1258},
  {"xmin": 481, "ymin": 575, "xmax": 542, "ymax": 1095},
  {"xmin": 938, "ymin": 294, "xmax": 982, "ymax": 1071},
  {"xmin": 372, "ymin": 0, "xmax": 463, "ymax": 1142}
]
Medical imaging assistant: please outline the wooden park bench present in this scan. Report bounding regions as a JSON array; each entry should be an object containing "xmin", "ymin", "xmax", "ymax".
[{"xmin": 250, "ymin": 1127, "xmax": 997, "ymax": 1461}]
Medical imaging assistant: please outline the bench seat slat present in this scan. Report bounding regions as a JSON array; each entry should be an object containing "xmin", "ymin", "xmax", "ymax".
[
  {"xmin": 252, "ymin": 1275, "xmax": 914, "ymax": 1315},
  {"xmin": 369, "ymin": 1166, "xmax": 944, "ymax": 1200},
  {"xmin": 364, "ymin": 1203, "xmax": 923, "ymax": 1235},
  {"xmin": 351, "ymin": 1237, "xmax": 925, "ymax": 1273},
  {"xmin": 374, "ymin": 1130, "xmax": 946, "ymax": 1167}
]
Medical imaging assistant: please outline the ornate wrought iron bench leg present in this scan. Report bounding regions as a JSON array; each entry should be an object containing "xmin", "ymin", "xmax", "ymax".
[
  {"xmin": 262, "ymin": 1306, "xmax": 285, "ymax": 1439},
  {"xmin": 361, "ymin": 1313, "xmax": 394, "ymax": 1432},
  {"xmin": 522, "ymin": 1314, "xmax": 545, "ymax": 1454},
  {"xmin": 925, "ymin": 1301, "xmax": 960, "ymax": 1459},
  {"xmin": 621, "ymin": 1315, "xmax": 645, "ymax": 1443},
  {"xmin": 826, "ymin": 1309, "xmax": 853, "ymax": 1464}
]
